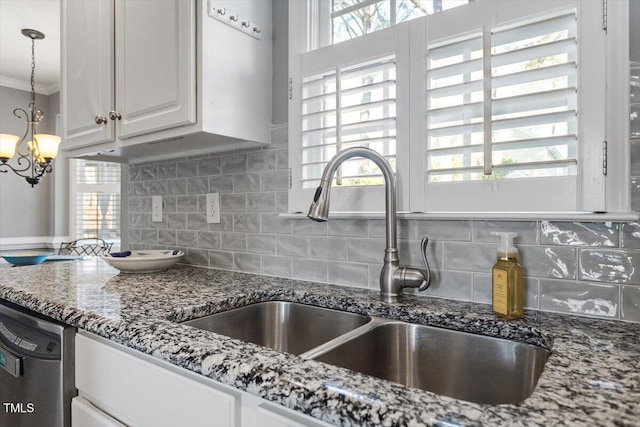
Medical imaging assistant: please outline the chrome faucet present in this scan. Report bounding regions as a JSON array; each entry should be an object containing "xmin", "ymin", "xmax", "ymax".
[{"xmin": 307, "ymin": 147, "xmax": 431, "ymax": 302}]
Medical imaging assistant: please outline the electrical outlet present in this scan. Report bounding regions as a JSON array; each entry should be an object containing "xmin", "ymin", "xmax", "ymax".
[
  {"xmin": 206, "ymin": 193, "xmax": 221, "ymax": 224},
  {"xmin": 152, "ymin": 196, "xmax": 163, "ymax": 222}
]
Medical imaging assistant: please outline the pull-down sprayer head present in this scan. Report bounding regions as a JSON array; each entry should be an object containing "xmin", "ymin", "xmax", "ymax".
[{"xmin": 307, "ymin": 180, "xmax": 331, "ymax": 222}]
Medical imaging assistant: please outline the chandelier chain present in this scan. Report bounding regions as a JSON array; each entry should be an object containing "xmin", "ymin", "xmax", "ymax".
[{"xmin": 29, "ymin": 37, "xmax": 36, "ymax": 115}]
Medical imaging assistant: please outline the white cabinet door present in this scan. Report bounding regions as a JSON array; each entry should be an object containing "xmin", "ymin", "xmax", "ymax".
[
  {"xmin": 61, "ymin": 0, "xmax": 115, "ymax": 149},
  {"xmin": 72, "ymin": 397, "xmax": 127, "ymax": 427},
  {"xmin": 114, "ymin": 0, "xmax": 196, "ymax": 139},
  {"xmin": 76, "ymin": 333, "xmax": 239, "ymax": 427}
]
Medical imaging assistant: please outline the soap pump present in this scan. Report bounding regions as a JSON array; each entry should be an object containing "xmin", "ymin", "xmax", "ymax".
[{"xmin": 490, "ymin": 232, "xmax": 524, "ymax": 319}]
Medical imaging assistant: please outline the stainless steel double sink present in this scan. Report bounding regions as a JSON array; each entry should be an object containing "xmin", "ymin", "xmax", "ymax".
[{"xmin": 181, "ymin": 301, "xmax": 550, "ymax": 405}]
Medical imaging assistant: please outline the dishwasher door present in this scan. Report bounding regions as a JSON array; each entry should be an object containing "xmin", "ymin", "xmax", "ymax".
[{"xmin": 0, "ymin": 301, "xmax": 75, "ymax": 427}]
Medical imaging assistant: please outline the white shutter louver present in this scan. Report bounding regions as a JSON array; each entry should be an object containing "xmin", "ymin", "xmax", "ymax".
[
  {"xmin": 426, "ymin": 9, "xmax": 578, "ymax": 183},
  {"xmin": 75, "ymin": 160, "xmax": 121, "ymax": 240},
  {"xmin": 301, "ymin": 55, "xmax": 397, "ymax": 189}
]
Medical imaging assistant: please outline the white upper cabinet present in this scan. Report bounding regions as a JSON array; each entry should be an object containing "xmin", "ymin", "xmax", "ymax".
[
  {"xmin": 114, "ymin": 0, "xmax": 196, "ymax": 140},
  {"xmin": 61, "ymin": 0, "xmax": 272, "ymax": 162},
  {"xmin": 61, "ymin": 0, "xmax": 115, "ymax": 148}
]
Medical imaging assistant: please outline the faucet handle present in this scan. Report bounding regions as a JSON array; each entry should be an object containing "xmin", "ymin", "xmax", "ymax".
[
  {"xmin": 392, "ymin": 236, "xmax": 432, "ymax": 293},
  {"xmin": 419, "ymin": 237, "xmax": 431, "ymax": 292}
]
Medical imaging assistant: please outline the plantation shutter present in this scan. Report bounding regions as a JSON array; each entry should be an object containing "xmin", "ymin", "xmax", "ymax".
[
  {"xmin": 75, "ymin": 160, "xmax": 121, "ymax": 241},
  {"xmin": 291, "ymin": 24, "xmax": 411, "ymax": 212},
  {"xmin": 301, "ymin": 56, "xmax": 397, "ymax": 188},
  {"xmin": 422, "ymin": 3, "xmax": 589, "ymax": 212}
]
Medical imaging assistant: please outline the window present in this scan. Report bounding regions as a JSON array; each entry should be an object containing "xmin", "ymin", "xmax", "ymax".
[
  {"xmin": 331, "ymin": 0, "xmax": 473, "ymax": 44},
  {"xmin": 289, "ymin": 0, "xmax": 628, "ymax": 215},
  {"xmin": 71, "ymin": 159, "xmax": 121, "ymax": 247}
]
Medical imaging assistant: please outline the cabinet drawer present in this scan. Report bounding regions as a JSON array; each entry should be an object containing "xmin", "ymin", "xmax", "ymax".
[
  {"xmin": 72, "ymin": 397, "xmax": 127, "ymax": 427},
  {"xmin": 76, "ymin": 333, "xmax": 239, "ymax": 427},
  {"xmin": 255, "ymin": 402, "xmax": 332, "ymax": 427}
]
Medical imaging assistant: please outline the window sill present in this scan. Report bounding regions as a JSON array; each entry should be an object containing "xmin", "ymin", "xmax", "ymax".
[{"xmin": 281, "ymin": 211, "xmax": 640, "ymax": 222}]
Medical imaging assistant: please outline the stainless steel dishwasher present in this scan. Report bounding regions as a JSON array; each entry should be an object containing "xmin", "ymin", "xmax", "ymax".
[{"xmin": 0, "ymin": 299, "xmax": 76, "ymax": 427}]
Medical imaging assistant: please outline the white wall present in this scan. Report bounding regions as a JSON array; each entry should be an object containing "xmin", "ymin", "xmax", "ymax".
[{"xmin": 0, "ymin": 86, "xmax": 60, "ymax": 242}]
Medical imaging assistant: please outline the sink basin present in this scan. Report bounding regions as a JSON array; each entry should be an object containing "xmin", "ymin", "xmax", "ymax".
[
  {"xmin": 312, "ymin": 322, "xmax": 549, "ymax": 404},
  {"xmin": 181, "ymin": 301, "xmax": 371, "ymax": 356}
]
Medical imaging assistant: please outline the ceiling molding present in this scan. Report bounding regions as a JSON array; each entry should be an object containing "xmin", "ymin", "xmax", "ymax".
[{"xmin": 0, "ymin": 75, "xmax": 52, "ymax": 95}]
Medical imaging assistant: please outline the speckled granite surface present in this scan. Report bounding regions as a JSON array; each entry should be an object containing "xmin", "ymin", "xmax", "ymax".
[{"xmin": 0, "ymin": 260, "xmax": 638, "ymax": 426}]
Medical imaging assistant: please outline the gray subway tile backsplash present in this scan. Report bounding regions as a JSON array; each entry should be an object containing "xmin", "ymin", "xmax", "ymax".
[
  {"xmin": 209, "ymin": 175, "xmax": 234, "ymax": 193},
  {"xmin": 177, "ymin": 230, "xmax": 197, "ymax": 247},
  {"xmin": 247, "ymin": 234, "xmax": 276, "ymax": 254},
  {"xmin": 177, "ymin": 195, "xmax": 198, "ymax": 212},
  {"xmin": 261, "ymin": 170, "xmax": 289, "ymax": 191},
  {"xmin": 292, "ymin": 220, "xmax": 327, "ymax": 236},
  {"xmin": 327, "ymin": 219, "xmax": 368, "ymax": 237},
  {"xmin": 247, "ymin": 150, "xmax": 276, "ymax": 172},
  {"xmin": 187, "ymin": 213, "xmax": 209, "ymax": 231},
  {"xmin": 327, "ymin": 262, "xmax": 369, "ymax": 288},
  {"xmin": 621, "ymin": 285, "xmax": 640, "ymax": 322},
  {"xmin": 177, "ymin": 160, "xmax": 198, "ymax": 178},
  {"xmin": 157, "ymin": 163, "xmax": 177, "ymax": 180},
  {"xmin": 234, "ymin": 173, "xmax": 261, "ymax": 193},
  {"xmin": 198, "ymin": 231, "xmax": 220, "ymax": 250},
  {"xmin": 233, "ymin": 253, "xmax": 261, "ymax": 274},
  {"xmin": 185, "ymin": 248, "xmax": 209, "ymax": 267},
  {"xmin": 158, "ymin": 230, "xmax": 177, "ymax": 246},
  {"xmin": 425, "ymin": 269, "xmax": 473, "ymax": 301},
  {"xmin": 187, "ymin": 177, "xmax": 209, "ymax": 195},
  {"xmin": 261, "ymin": 213, "xmax": 291, "ymax": 234},
  {"xmin": 128, "ymin": 135, "xmax": 640, "ymax": 322},
  {"xmin": 413, "ymin": 220, "xmax": 472, "ymax": 241},
  {"xmin": 262, "ymin": 255, "xmax": 292, "ymax": 278},
  {"xmin": 247, "ymin": 192, "xmax": 276, "ymax": 212},
  {"xmin": 539, "ymin": 279, "xmax": 619, "ymax": 319},
  {"xmin": 197, "ymin": 157, "xmax": 220, "ymax": 176},
  {"xmin": 221, "ymin": 154, "xmax": 247, "ymax": 174},
  {"xmin": 209, "ymin": 250, "xmax": 233, "ymax": 270},
  {"xmin": 620, "ymin": 222, "xmax": 640, "ymax": 248},
  {"xmin": 309, "ymin": 236, "xmax": 348, "ymax": 261},
  {"xmin": 443, "ymin": 242, "xmax": 495, "ymax": 272},
  {"xmin": 166, "ymin": 213, "xmax": 186, "ymax": 230},
  {"xmin": 163, "ymin": 179, "xmax": 185, "ymax": 196},
  {"xmin": 233, "ymin": 213, "xmax": 260, "ymax": 233},
  {"xmin": 221, "ymin": 194, "xmax": 246, "ymax": 212},
  {"xmin": 518, "ymin": 246, "xmax": 576, "ymax": 280},
  {"xmin": 540, "ymin": 221, "xmax": 619, "ymax": 247},
  {"xmin": 292, "ymin": 258, "xmax": 327, "ymax": 282},
  {"xmin": 276, "ymin": 235, "xmax": 309, "ymax": 257},
  {"xmin": 579, "ymin": 249, "xmax": 640, "ymax": 284},
  {"xmin": 221, "ymin": 232, "xmax": 247, "ymax": 252}
]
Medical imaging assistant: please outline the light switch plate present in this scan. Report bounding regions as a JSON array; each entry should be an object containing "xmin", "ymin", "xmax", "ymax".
[
  {"xmin": 152, "ymin": 196, "xmax": 163, "ymax": 222},
  {"xmin": 206, "ymin": 193, "xmax": 221, "ymax": 224}
]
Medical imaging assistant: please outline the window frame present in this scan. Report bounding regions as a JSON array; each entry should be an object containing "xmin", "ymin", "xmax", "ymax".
[
  {"xmin": 288, "ymin": 0, "xmax": 632, "ymax": 217},
  {"xmin": 69, "ymin": 158, "xmax": 124, "ymax": 250}
]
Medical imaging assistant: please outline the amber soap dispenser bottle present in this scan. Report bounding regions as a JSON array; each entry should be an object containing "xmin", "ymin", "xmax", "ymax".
[{"xmin": 491, "ymin": 232, "xmax": 523, "ymax": 319}]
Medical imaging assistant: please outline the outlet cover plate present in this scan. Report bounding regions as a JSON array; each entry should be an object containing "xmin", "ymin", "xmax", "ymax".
[
  {"xmin": 152, "ymin": 196, "xmax": 163, "ymax": 222},
  {"xmin": 206, "ymin": 193, "xmax": 221, "ymax": 224}
]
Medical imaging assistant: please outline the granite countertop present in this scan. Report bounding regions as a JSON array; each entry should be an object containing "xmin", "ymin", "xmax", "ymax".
[{"xmin": 0, "ymin": 260, "xmax": 638, "ymax": 426}]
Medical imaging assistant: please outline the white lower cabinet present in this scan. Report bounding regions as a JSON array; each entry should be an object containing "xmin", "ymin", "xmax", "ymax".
[{"xmin": 74, "ymin": 332, "xmax": 332, "ymax": 427}]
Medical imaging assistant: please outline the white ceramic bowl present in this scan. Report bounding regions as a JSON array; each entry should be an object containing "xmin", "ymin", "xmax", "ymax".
[{"xmin": 102, "ymin": 250, "xmax": 184, "ymax": 273}]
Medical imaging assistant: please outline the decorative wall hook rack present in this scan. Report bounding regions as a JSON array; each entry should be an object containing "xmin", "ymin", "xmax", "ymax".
[{"xmin": 208, "ymin": 1, "xmax": 262, "ymax": 40}]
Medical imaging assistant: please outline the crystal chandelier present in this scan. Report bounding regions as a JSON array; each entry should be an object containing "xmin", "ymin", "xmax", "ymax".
[{"xmin": 0, "ymin": 29, "xmax": 61, "ymax": 187}]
